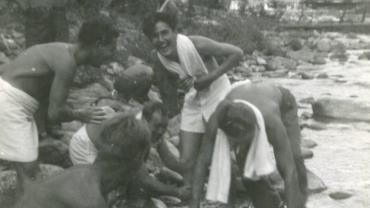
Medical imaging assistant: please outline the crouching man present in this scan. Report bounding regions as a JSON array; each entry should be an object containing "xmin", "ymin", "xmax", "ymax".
[
  {"xmin": 190, "ymin": 81, "xmax": 308, "ymax": 208},
  {"xmin": 14, "ymin": 114, "xmax": 151, "ymax": 208}
]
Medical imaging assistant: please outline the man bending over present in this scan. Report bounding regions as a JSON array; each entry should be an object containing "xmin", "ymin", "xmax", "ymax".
[
  {"xmin": 190, "ymin": 81, "xmax": 308, "ymax": 208},
  {"xmin": 0, "ymin": 14, "xmax": 118, "ymax": 195}
]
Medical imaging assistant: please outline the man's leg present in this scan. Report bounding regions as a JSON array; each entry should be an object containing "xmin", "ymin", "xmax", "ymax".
[
  {"xmin": 243, "ymin": 178, "xmax": 283, "ymax": 208},
  {"xmin": 14, "ymin": 161, "xmax": 40, "ymax": 197},
  {"xmin": 278, "ymin": 87, "xmax": 308, "ymax": 197},
  {"xmin": 179, "ymin": 130, "xmax": 203, "ymax": 186}
]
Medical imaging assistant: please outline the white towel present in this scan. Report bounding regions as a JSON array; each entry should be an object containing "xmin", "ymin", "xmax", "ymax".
[
  {"xmin": 0, "ymin": 77, "xmax": 39, "ymax": 162},
  {"xmin": 157, "ymin": 34, "xmax": 208, "ymax": 79},
  {"xmin": 206, "ymin": 81, "xmax": 275, "ymax": 203},
  {"xmin": 69, "ymin": 125, "xmax": 98, "ymax": 165}
]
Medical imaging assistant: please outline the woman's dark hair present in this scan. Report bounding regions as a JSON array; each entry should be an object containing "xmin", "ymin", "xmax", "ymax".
[
  {"xmin": 98, "ymin": 114, "xmax": 151, "ymax": 168},
  {"xmin": 142, "ymin": 12, "xmax": 177, "ymax": 39},
  {"xmin": 78, "ymin": 14, "xmax": 119, "ymax": 46}
]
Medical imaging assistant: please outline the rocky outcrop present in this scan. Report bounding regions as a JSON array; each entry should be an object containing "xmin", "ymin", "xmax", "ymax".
[{"xmin": 312, "ymin": 98, "xmax": 370, "ymax": 122}]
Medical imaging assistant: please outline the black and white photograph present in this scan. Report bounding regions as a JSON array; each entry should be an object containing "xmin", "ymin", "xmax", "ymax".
[{"xmin": 0, "ymin": 0, "xmax": 369, "ymax": 207}]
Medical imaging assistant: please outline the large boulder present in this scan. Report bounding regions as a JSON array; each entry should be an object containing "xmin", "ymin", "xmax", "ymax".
[
  {"xmin": 312, "ymin": 98, "xmax": 370, "ymax": 122},
  {"xmin": 316, "ymin": 38, "xmax": 332, "ymax": 52}
]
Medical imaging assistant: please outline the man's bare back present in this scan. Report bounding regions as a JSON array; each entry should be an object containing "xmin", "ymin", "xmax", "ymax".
[{"xmin": 1, "ymin": 43, "xmax": 76, "ymax": 101}]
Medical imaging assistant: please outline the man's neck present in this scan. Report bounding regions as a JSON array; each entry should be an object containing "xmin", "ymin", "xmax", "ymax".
[{"xmin": 69, "ymin": 43, "xmax": 89, "ymax": 66}]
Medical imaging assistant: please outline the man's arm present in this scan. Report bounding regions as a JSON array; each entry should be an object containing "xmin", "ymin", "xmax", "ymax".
[
  {"xmin": 48, "ymin": 67, "xmax": 105, "ymax": 124},
  {"xmin": 136, "ymin": 165, "xmax": 188, "ymax": 199},
  {"xmin": 266, "ymin": 116, "xmax": 306, "ymax": 208},
  {"xmin": 190, "ymin": 36, "xmax": 243, "ymax": 91},
  {"xmin": 190, "ymin": 104, "xmax": 223, "ymax": 208}
]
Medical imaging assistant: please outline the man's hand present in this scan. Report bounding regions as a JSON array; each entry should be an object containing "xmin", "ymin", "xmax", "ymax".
[
  {"xmin": 79, "ymin": 107, "xmax": 107, "ymax": 124},
  {"xmin": 177, "ymin": 76, "xmax": 194, "ymax": 93},
  {"xmin": 193, "ymin": 74, "xmax": 215, "ymax": 91}
]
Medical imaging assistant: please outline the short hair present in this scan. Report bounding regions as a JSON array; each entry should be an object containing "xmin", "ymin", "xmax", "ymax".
[
  {"xmin": 98, "ymin": 114, "xmax": 151, "ymax": 169},
  {"xmin": 142, "ymin": 101, "xmax": 168, "ymax": 121},
  {"xmin": 218, "ymin": 101, "xmax": 257, "ymax": 137},
  {"xmin": 78, "ymin": 14, "xmax": 119, "ymax": 46},
  {"xmin": 113, "ymin": 74, "xmax": 152, "ymax": 102},
  {"xmin": 142, "ymin": 12, "xmax": 177, "ymax": 39}
]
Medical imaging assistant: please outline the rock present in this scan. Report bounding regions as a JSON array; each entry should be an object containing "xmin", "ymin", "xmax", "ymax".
[
  {"xmin": 0, "ymin": 164, "xmax": 63, "ymax": 194},
  {"xmin": 287, "ymin": 38, "xmax": 303, "ymax": 51},
  {"xmin": 307, "ymin": 169, "xmax": 327, "ymax": 194},
  {"xmin": 296, "ymin": 64, "xmax": 320, "ymax": 72},
  {"xmin": 330, "ymin": 52, "xmax": 348, "ymax": 62},
  {"xmin": 39, "ymin": 138, "xmax": 72, "ymax": 168},
  {"xmin": 300, "ymin": 97, "xmax": 315, "ymax": 104},
  {"xmin": 299, "ymin": 72, "xmax": 313, "ymax": 80},
  {"xmin": 263, "ymin": 39, "xmax": 286, "ymax": 57},
  {"xmin": 312, "ymin": 97, "xmax": 370, "ymax": 122},
  {"xmin": 256, "ymin": 56, "xmax": 267, "ymax": 65},
  {"xmin": 301, "ymin": 120, "xmax": 327, "ymax": 130},
  {"xmin": 329, "ymin": 191, "xmax": 352, "ymax": 200},
  {"xmin": 301, "ymin": 112, "xmax": 312, "ymax": 120},
  {"xmin": 151, "ymin": 198, "xmax": 167, "ymax": 208},
  {"xmin": 301, "ymin": 139, "xmax": 318, "ymax": 149},
  {"xmin": 263, "ymin": 69, "xmax": 289, "ymax": 78},
  {"xmin": 311, "ymin": 55, "xmax": 326, "ymax": 65},
  {"xmin": 301, "ymin": 148, "xmax": 313, "ymax": 159},
  {"xmin": 234, "ymin": 65, "xmax": 252, "ymax": 75},
  {"xmin": 266, "ymin": 56, "xmax": 296, "ymax": 71},
  {"xmin": 0, "ymin": 52, "xmax": 9, "ymax": 64},
  {"xmin": 251, "ymin": 65, "xmax": 266, "ymax": 72},
  {"xmin": 358, "ymin": 51, "xmax": 370, "ymax": 60},
  {"xmin": 67, "ymin": 83, "xmax": 110, "ymax": 109},
  {"xmin": 287, "ymin": 46, "xmax": 315, "ymax": 63},
  {"xmin": 270, "ymin": 169, "xmax": 326, "ymax": 194},
  {"xmin": 316, "ymin": 38, "xmax": 332, "ymax": 52},
  {"xmin": 315, "ymin": 72, "xmax": 329, "ymax": 79}
]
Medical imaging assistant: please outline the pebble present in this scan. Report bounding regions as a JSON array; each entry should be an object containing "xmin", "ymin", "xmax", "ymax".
[{"xmin": 329, "ymin": 191, "xmax": 352, "ymax": 200}]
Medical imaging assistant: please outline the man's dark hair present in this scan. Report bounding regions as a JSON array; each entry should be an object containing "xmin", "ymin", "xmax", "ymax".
[
  {"xmin": 218, "ymin": 101, "xmax": 257, "ymax": 137},
  {"xmin": 142, "ymin": 101, "xmax": 168, "ymax": 121},
  {"xmin": 113, "ymin": 74, "xmax": 152, "ymax": 103},
  {"xmin": 142, "ymin": 12, "xmax": 177, "ymax": 39},
  {"xmin": 78, "ymin": 14, "xmax": 119, "ymax": 46},
  {"xmin": 98, "ymin": 114, "xmax": 151, "ymax": 169}
]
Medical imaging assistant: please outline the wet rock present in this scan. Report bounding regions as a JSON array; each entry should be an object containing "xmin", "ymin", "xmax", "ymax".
[
  {"xmin": 316, "ymin": 38, "xmax": 331, "ymax": 52},
  {"xmin": 263, "ymin": 39, "xmax": 286, "ymax": 57},
  {"xmin": 263, "ymin": 69, "xmax": 289, "ymax": 78},
  {"xmin": 266, "ymin": 56, "xmax": 296, "ymax": 71},
  {"xmin": 251, "ymin": 65, "xmax": 266, "ymax": 72},
  {"xmin": 301, "ymin": 120, "xmax": 327, "ymax": 131},
  {"xmin": 256, "ymin": 56, "xmax": 267, "ymax": 65},
  {"xmin": 329, "ymin": 191, "xmax": 352, "ymax": 200},
  {"xmin": 312, "ymin": 55, "xmax": 326, "ymax": 65},
  {"xmin": 296, "ymin": 64, "xmax": 320, "ymax": 72},
  {"xmin": 315, "ymin": 72, "xmax": 329, "ymax": 79},
  {"xmin": 301, "ymin": 138, "xmax": 318, "ymax": 149},
  {"xmin": 234, "ymin": 65, "xmax": 252, "ymax": 75},
  {"xmin": 287, "ymin": 46, "xmax": 315, "ymax": 63},
  {"xmin": 300, "ymin": 97, "xmax": 315, "ymax": 104},
  {"xmin": 287, "ymin": 38, "xmax": 303, "ymax": 51},
  {"xmin": 358, "ymin": 51, "xmax": 370, "ymax": 60},
  {"xmin": 312, "ymin": 98, "xmax": 370, "ymax": 122},
  {"xmin": 307, "ymin": 169, "xmax": 327, "ymax": 194},
  {"xmin": 270, "ymin": 169, "xmax": 326, "ymax": 194},
  {"xmin": 301, "ymin": 148, "xmax": 313, "ymax": 159},
  {"xmin": 67, "ymin": 83, "xmax": 110, "ymax": 109},
  {"xmin": 299, "ymin": 72, "xmax": 313, "ymax": 80},
  {"xmin": 300, "ymin": 112, "xmax": 312, "ymax": 120}
]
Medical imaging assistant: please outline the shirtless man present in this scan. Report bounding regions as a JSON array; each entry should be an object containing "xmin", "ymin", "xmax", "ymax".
[
  {"xmin": 142, "ymin": 12, "xmax": 243, "ymax": 185},
  {"xmin": 190, "ymin": 81, "xmax": 308, "ymax": 208},
  {"xmin": 0, "ymin": 15, "xmax": 118, "ymax": 195},
  {"xmin": 69, "ymin": 101, "xmax": 189, "ymax": 200},
  {"xmin": 14, "ymin": 114, "xmax": 152, "ymax": 208}
]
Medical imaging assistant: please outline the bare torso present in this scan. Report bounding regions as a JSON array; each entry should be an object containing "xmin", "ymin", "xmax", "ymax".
[{"xmin": 0, "ymin": 42, "xmax": 76, "ymax": 102}]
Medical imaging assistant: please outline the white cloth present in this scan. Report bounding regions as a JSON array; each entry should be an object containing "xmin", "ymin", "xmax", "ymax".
[
  {"xmin": 69, "ymin": 125, "xmax": 98, "ymax": 165},
  {"xmin": 206, "ymin": 81, "xmax": 275, "ymax": 203},
  {"xmin": 0, "ymin": 77, "xmax": 39, "ymax": 162},
  {"xmin": 158, "ymin": 34, "xmax": 231, "ymax": 132}
]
